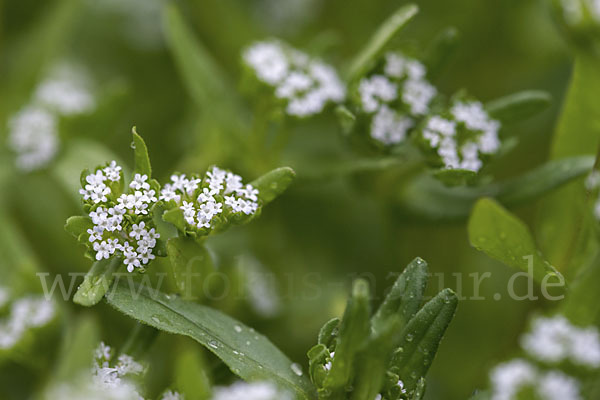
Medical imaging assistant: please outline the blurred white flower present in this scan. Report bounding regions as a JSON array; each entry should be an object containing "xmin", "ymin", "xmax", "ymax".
[
  {"xmin": 7, "ymin": 106, "xmax": 58, "ymax": 171},
  {"xmin": 521, "ymin": 315, "xmax": 600, "ymax": 368},
  {"xmin": 243, "ymin": 40, "xmax": 345, "ymax": 117},
  {"xmin": 490, "ymin": 359, "xmax": 537, "ymax": 400},
  {"xmin": 0, "ymin": 296, "xmax": 56, "ymax": 350},
  {"xmin": 370, "ymin": 105, "xmax": 414, "ymax": 145},
  {"xmin": 34, "ymin": 62, "xmax": 95, "ymax": 116}
]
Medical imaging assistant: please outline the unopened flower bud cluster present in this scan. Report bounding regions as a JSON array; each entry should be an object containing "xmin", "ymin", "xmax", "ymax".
[
  {"xmin": 418, "ymin": 100, "xmax": 501, "ymax": 172},
  {"xmin": 6, "ymin": 62, "xmax": 95, "ymax": 171},
  {"xmin": 161, "ymin": 166, "xmax": 260, "ymax": 234},
  {"xmin": 489, "ymin": 315, "xmax": 600, "ymax": 400},
  {"xmin": 243, "ymin": 40, "xmax": 345, "ymax": 117},
  {"xmin": 355, "ymin": 52, "xmax": 437, "ymax": 146},
  {"xmin": 80, "ymin": 161, "xmax": 160, "ymax": 272}
]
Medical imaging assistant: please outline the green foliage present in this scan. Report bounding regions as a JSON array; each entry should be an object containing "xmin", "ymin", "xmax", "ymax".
[
  {"xmin": 73, "ymin": 258, "xmax": 121, "ymax": 306},
  {"xmin": 468, "ymin": 198, "xmax": 563, "ymax": 285},
  {"xmin": 105, "ymin": 281, "xmax": 316, "ymax": 399},
  {"xmin": 308, "ymin": 259, "xmax": 458, "ymax": 400},
  {"xmin": 347, "ymin": 4, "xmax": 419, "ymax": 81}
]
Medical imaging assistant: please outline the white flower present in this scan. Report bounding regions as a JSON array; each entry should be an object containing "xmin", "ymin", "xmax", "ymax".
[
  {"xmin": 183, "ymin": 177, "xmax": 201, "ymax": 195},
  {"xmin": 384, "ymin": 52, "xmax": 426, "ymax": 80},
  {"xmin": 34, "ymin": 62, "xmax": 95, "ymax": 116},
  {"xmin": 87, "ymin": 228, "xmax": 103, "ymax": 242},
  {"xmin": 124, "ymin": 250, "xmax": 141, "ymax": 272},
  {"xmin": 243, "ymin": 41, "xmax": 289, "ymax": 85},
  {"xmin": 490, "ymin": 359, "xmax": 537, "ymax": 400},
  {"xmin": 370, "ymin": 105, "xmax": 414, "ymax": 145},
  {"xmin": 0, "ymin": 296, "xmax": 55, "ymax": 350},
  {"xmin": 130, "ymin": 173, "xmax": 150, "ymax": 190},
  {"xmin": 537, "ymin": 371, "xmax": 582, "ymax": 400},
  {"xmin": 170, "ymin": 174, "xmax": 189, "ymax": 191},
  {"xmin": 522, "ymin": 315, "xmax": 600, "ymax": 368},
  {"xmin": 402, "ymin": 78, "xmax": 437, "ymax": 116},
  {"xmin": 129, "ymin": 222, "xmax": 147, "ymax": 240},
  {"xmin": 103, "ymin": 161, "xmax": 122, "ymax": 181},
  {"xmin": 212, "ymin": 381, "xmax": 292, "ymax": 400},
  {"xmin": 239, "ymin": 184, "xmax": 259, "ymax": 201},
  {"xmin": 358, "ymin": 75, "xmax": 397, "ymax": 113},
  {"xmin": 243, "ymin": 40, "xmax": 345, "ymax": 117},
  {"xmin": 160, "ymin": 184, "xmax": 181, "ymax": 203},
  {"xmin": 93, "ymin": 241, "xmax": 112, "ymax": 260},
  {"xmin": 161, "ymin": 391, "xmax": 184, "ymax": 400},
  {"xmin": 7, "ymin": 106, "xmax": 59, "ymax": 171}
]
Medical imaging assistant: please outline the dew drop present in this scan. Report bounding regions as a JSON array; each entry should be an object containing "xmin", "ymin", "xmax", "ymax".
[
  {"xmin": 291, "ymin": 363, "xmax": 303, "ymax": 376},
  {"xmin": 130, "ymin": 141, "xmax": 136, "ymax": 149},
  {"xmin": 151, "ymin": 316, "xmax": 160, "ymax": 324},
  {"xmin": 406, "ymin": 333, "xmax": 414, "ymax": 342},
  {"xmin": 234, "ymin": 325, "xmax": 242, "ymax": 333},
  {"xmin": 208, "ymin": 340, "xmax": 219, "ymax": 349}
]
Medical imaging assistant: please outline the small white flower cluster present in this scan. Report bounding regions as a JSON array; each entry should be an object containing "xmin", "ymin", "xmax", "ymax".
[
  {"xmin": 243, "ymin": 40, "xmax": 346, "ymax": 117},
  {"xmin": 490, "ymin": 359, "xmax": 581, "ymax": 400},
  {"xmin": 558, "ymin": 0, "xmax": 600, "ymax": 26},
  {"xmin": 520, "ymin": 315, "xmax": 600, "ymax": 368},
  {"xmin": 80, "ymin": 162, "xmax": 160, "ymax": 272},
  {"xmin": 212, "ymin": 381, "xmax": 292, "ymax": 400},
  {"xmin": 357, "ymin": 52, "xmax": 437, "ymax": 145},
  {"xmin": 6, "ymin": 62, "xmax": 95, "ymax": 171},
  {"xmin": 0, "ymin": 296, "xmax": 56, "ymax": 350},
  {"xmin": 161, "ymin": 167, "xmax": 260, "ymax": 233},
  {"xmin": 420, "ymin": 101, "xmax": 500, "ymax": 172},
  {"xmin": 489, "ymin": 315, "xmax": 600, "ymax": 400},
  {"xmin": 93, "ymin": 342, "xmax": 145, "ymax": 392},
  {"xmin": 585, "ymin": 170, "xmax": 600, "ymax": 220}
]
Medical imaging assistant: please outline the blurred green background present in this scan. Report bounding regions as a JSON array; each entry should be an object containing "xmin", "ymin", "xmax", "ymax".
[{"xmin": 0, "ymin": 0, "xmax": 581, "ymax": 399}]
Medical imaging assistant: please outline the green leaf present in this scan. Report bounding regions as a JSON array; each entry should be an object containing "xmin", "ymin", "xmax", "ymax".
[
  {"xmin": 391, "ymin": 289, "xmax": 458, "ymax": 392},
  {"xmin": 485, "ymin": 90, "xmax": 552, "ymax": 123},
  {"xmin": 52, "ymin": 316, "xmax": 99, "ymax": 383},
  {"xmin": 351, "ymin": 317, "xmax": 402, "ymax": 400},
  {"xmin": 468, "ymin": 198, "xmax": 564, "ymax": 285},
  {"xmin": 163, "ymin": 208, "xmax": 187, "ymax": 233},
  {"xmin": 537, "ymin": 54, "xmax": 600, "ymax": 272},
  {"xmin": 162, "ymin": 3, "xmax": 244, "ymax": 125},
  {"xmin": 335, "ymin": 106, "xmax": 357, "ymax": 136},
  {"xmin": 411, "ymin": 378, "xmax": 427, "ymax": 400},
  {"xmin": 561, "ymin": 250, "xmax": 600, "ymax": 325},
  {"xmin": 167, "ymin": 236, "xmax": 215, "ymax": 297},
  {"xmin": 347, "ymin": 4, "xmax": 419, "ymax": 81},
  {"xmin": 73, "ymin": 258, "xmax": 121, "ymax": 307},
  {"xmin": 397, "ymin": 156, "xmax": 594, "ymax": 221},
  {"xmin": 131, "ymin": 127, "xmax": 152, "ymax": 178},
  {"xmin": 433, "ymin": 168, "xmax": 477, "ymax": 187},
  {"xmin": 64, "ymin": 216, "xmax": 93, "ymax": 239},
  {"xmin": 105, "ymin": 282, "xmax": 316, "ymax": 400},
  {"xmin": 250, "ymin": 167, "xmax": 296, "ymax": 204},
  {"xmin": 371, "ymin": 257, "xmax": 429, "ymax": 336},
  {"xmin": 324, "ymin": 280, "xmax": 371, "ymax": 399},
  {"xmin": 174, "ymin": 342, "xmax": 213, "ymax": 400},
  {"xmin": 423, "ymin": 27, "xmax": 460, "ymax": 79},
  {"xmin": 318, "ymin": 318, "xmax": 340, "ymax": 347}
]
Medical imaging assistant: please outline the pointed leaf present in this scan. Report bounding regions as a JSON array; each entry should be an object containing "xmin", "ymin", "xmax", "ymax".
[
  {"xmin": 324, "ymin": 280, "xmax": 371, "ymax": 398},
  {"xmin": 391, "ymin": 289, "xmax": 458, "ymax": 392},
  {"xmin": 351, "ymin": 317, "xmax": 402, "ymax": 400},
  {"xmin": 105, "ymin": 282, "xmax": 316, "ymax": 400},
  {"xmin": 64, "ymin": 216, "xmax": 93, "ymax": 239},
  {"xmin": 318, "ymin": 318, "xmax": 340, "ymax": 347},
  {"xmin": 73, "ymin": 258, "xmax": 121, "ymax": 307},
  {"xmin": 131, "ymin": 127, "xmax": 152, "ymax": 178},
  {"xmin": 347, "ymin": 4, "xmax": 419, "ymax": 81},
  {"xmin": 485, "ymin": 90, "xmax": 552, "ymax": 123},
  {"xmin": 250, "ymin": 167, "xmax": 296, "ymax": 204},
  {"xmin": 397, "ymin": 156, "xmax": 594, "ymax": 221},
  {"xmin": 371, "ymin": 257, "xmax": 428, "ymax": 335},
  {"xmin": 468, "ymin": 198, "xmax": 564, "ymax": 286}
]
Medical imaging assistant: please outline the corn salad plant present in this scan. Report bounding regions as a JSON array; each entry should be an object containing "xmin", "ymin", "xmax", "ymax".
[{"xmin": 2, "ymin": 0, "xmax": 600, "ymax": 399}]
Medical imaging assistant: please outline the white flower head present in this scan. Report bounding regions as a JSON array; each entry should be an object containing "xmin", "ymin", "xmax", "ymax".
[
  {"xmin": 370, "ymin": 106, "xmax": 414, "ymax": 145},
  {"xmin": 490, "ymin": 359, "xmax": 537, "ymax": 400},
  {"xmin": 34, "ymin": 62, "xmax": 95, "ymax": 116},
  {"xmin": 243, "ymin": 40, "xmax": 345, "ymax": 117},
  {"xmin": 7, "ymin": 106, "xmax": 59, "ymax": 171}
]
